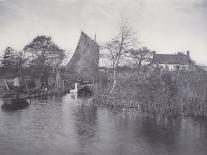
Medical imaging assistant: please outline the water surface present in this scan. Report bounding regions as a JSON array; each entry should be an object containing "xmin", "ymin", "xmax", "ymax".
[{"xmin": 0, "ymin": 94, "xmax": 207, "ymax": 155}]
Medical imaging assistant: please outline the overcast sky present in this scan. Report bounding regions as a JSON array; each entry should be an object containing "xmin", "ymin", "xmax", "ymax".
[{"xmin": 0, "ymin": 0, "xmax": 206, "ymax": 65}]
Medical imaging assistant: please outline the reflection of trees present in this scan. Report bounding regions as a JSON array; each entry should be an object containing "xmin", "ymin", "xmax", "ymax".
[
  {"xmin": 134, "ymin": 116, "xmax": 182, "ymax": 152},
  {"xmin": 73, "ymin": 105, "xmax": 98, "ymax": 154},
  {"xmin": 52, "ymin": 95, "xmax": 63, "ymax": 102}
]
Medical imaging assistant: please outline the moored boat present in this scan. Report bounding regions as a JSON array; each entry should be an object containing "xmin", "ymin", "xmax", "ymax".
[
  {"xmin": 1, "ymin": 97, "xmax": 30, "ymax": 111},
  {"xmin": 1, "ymin": 91, "xmax": 30, "ymax": 111}
]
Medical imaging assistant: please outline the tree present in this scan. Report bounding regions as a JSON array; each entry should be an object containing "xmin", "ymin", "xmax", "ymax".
[
  {"xmin": 1, "ymin": 47, "xmax": 17, "ymax": 72},
  {"xmin": 104, "ymin": 19, "xmax": 138, "ymax": 93},
  {"xmin": 23, "ymin": 35, "xmax": 65, "ymax": 77},
  {"xmin": 103, "ymin": 42, "xmax": 119, "ymax": 69},
  {"xmin": 15, "ymin": 51, "xmax": 29, "ymax": 77},
  {"xmin": 128, "ymin": 47, "xmax": 152, "ymax": 73}
]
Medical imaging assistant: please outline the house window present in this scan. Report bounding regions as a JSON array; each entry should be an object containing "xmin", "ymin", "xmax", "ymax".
[
  {"xmin": 168, "ymin": 65, "xmax": 173, "ymax": 71},
  {"xmin": 174, "ymin": 65, "xmax": 180, "ymax": 70},
  {"xmin": 163, "ymin": 65, "xmax": 169, "ymax": 71},
  {"xmin": 181, "ymin": 66, "xmax": 186, "ymax": 70}
]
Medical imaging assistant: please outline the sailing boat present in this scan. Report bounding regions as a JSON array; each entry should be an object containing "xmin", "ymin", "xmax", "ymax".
[
  {"xmin": 66, "ymin": 31, "xmax": 99, "ymax": 82},
  {"xmin": 66, "ymin": 32, "xmax": 99, "ymax": 95},
  {"xmin": 1, "ymin": 54, "xmax": 30, "ymax": 111}
]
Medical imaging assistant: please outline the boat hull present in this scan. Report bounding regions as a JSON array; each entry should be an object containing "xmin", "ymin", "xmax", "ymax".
[{"xmin": 1, "ymin": 98, "xmax": 29, "ymax": 111}]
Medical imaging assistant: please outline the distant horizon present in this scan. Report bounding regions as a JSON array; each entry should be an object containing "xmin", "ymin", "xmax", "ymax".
[{"xmin": 0, "ymin": 0, "xmax": 206, "ymax": 65}]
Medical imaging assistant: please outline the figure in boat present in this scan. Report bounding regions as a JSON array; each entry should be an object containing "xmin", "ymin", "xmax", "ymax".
[{"xmin": 13, "ymin": 74, "xmax": 21, "ymax": 99}]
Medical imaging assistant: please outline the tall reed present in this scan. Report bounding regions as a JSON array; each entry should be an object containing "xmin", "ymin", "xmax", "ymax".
[{"xmin": 93, "ymin": 70, "xmax": 207, "ymax": 117}]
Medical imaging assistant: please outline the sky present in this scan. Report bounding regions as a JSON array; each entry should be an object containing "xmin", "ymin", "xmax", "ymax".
[{"xmin": 0, "ymin": 0, "xmax": 207, "ymax": 65}]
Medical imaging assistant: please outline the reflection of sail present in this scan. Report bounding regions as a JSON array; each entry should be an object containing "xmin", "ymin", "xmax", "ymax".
[
  {"xmin": 73, "ymin": 105, "xmax": 98, "ymax": 153},
  {"xmin": 66, "ymin": 32, "xmax": 99, "ymax": 81}
]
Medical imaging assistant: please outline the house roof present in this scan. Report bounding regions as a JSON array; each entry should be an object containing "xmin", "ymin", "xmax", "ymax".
[{"xmin": 152, "ymin": 54, "xmax": 190, "ymax": 65}]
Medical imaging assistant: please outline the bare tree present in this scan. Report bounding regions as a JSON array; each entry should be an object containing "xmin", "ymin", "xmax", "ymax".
[
  {"xmin": 103, "ymin": 42, "xmax": 118, "ymax": 69},
  {"xmin": 128, "ymin": 47, "xmax": 152, "ymax": 73},
  {"xmin": 104, "ymin": 19, "xmax": 137, "ymax": 93}
]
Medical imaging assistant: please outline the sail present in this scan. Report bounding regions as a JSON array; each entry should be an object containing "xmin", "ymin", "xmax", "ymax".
[{"xmin": 66, "ymin": 32, "xmax": 99, "ymax": 81}]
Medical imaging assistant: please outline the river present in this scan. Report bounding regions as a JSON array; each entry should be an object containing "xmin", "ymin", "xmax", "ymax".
[{"xmin": 0, "ymin": 94, "xmax": 207, "ymax": 155}]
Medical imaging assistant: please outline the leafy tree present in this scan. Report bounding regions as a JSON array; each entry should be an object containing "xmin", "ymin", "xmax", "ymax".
[
  {"xmin": 128, "ymin": 47, "xmax": 152, "ymax": 73},
  {"xmin": 23, "ymin": 35, "xmax": 65, "ymax": 77},
  {"xmin": 15, "ymin": 51, "xmax": 29, "ymax": 76},
  {"xmin": 0, "ymin": 47, "xmax": 17, "ymax": 72}
]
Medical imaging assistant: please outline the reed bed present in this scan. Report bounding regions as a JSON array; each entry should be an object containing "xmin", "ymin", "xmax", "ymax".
[{"xmin": 93, "ymin": 70, "xmax": 207, "ymax": 117}]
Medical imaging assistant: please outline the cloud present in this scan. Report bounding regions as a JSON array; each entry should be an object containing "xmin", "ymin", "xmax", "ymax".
[
  {"xmin": 57, "ymin": 0, "xmax": 76, "ymax": 2},
  {"xmin": 194, "ymin": 0, "xmax": 207, "ymax": 9},
  {"xmin": 81, "ymin": 5, "xmax": 112, "ymax": 21},
  {"xmin": 0, "ymin": 0, "xmax": 206, "ymax": 65}
]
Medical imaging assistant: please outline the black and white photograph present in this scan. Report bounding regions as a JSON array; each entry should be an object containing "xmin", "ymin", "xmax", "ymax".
[{"xmin": 0, "ymin": 0, "xmax": 207, "ymax": 155}]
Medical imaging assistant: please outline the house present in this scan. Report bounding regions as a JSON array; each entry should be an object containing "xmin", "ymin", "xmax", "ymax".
[
  {"xmin": 152, "ymin": 51, "xmax": 193, "ymax": 71},
  {"xmin": 197, "ymin": 65, "xmax": 207, "ymax": 72}
]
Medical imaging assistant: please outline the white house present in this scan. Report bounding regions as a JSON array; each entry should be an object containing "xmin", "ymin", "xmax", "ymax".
[{"xmin": 152, "ymin": 51, "xmax": 193, "ymax": 71}]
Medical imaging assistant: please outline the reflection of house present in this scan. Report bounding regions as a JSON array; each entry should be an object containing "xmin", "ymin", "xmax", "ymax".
[{"xmin": 152, "ymin": 51, "xmax": 193, "ymax": 71}]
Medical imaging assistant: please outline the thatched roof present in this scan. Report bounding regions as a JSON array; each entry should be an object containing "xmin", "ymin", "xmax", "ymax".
[{"xmin": 152, "ymin": 53, "xmax": 190, "ymax": 65}]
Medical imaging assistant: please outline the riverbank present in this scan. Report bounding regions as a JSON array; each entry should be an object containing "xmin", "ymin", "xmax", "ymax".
[{"xmin": 92, "ymin": 70, "xmax": 207, "ymax": 117}]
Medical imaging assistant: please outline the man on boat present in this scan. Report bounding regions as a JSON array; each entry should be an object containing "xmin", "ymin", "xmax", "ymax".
[{"xmin": 13, "ymin": 75, "xmax": 20, "ymax": 99}]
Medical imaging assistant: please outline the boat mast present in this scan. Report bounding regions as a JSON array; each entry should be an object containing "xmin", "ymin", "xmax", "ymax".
[{"xmin": 19, "ymin": 51, "xmax": 28, "ymax": 92}]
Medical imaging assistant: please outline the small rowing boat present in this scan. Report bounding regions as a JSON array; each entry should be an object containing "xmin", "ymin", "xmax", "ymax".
[{"xmin": 1, "ymin": 96, "xmax": 30, "ymax": 111}]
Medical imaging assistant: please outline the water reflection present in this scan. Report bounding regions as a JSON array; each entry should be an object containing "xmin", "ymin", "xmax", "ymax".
[
  {"xmin": 0, "ymin": 95, "xmax": 207, "ymax": 155},
  {"xmin": 73, "ymin": 105, "xmax": 98, "ymax": 154},
  {"xmin": 135, "ymin": 117, "xmax": 181, "ymax": 154},
  {"xmin": 70, "ymin": 93, "xmax": 77, "ymax": 100}
]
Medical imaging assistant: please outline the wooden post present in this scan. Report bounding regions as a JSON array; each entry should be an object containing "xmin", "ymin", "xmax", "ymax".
[
  {"xmin": 3, "ymin": 79, "xmax": 10, "ymax": 91},
  {"xmin": 62, "ymin": 80, "xmax": 65, "ymax": 92}
]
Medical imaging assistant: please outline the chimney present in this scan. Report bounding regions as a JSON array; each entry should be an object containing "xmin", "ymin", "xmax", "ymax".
[
  {"xmin": 152, "ymin": 51, "xmax": 156, "ymax": 56},
  {"xmin": 186, "ymin": 51, "xmax": 191, "ymax": 65},
  {"xmin": 152, "ymin": 51, "xmax": 156, "ymax": 63},
  {"xmin": 94, "ymin": 34, "xmax": 96, "ymax": 43},
  {"xmin": 187, "ymin": 51, "xmax": 190, "ymax": 57}
]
